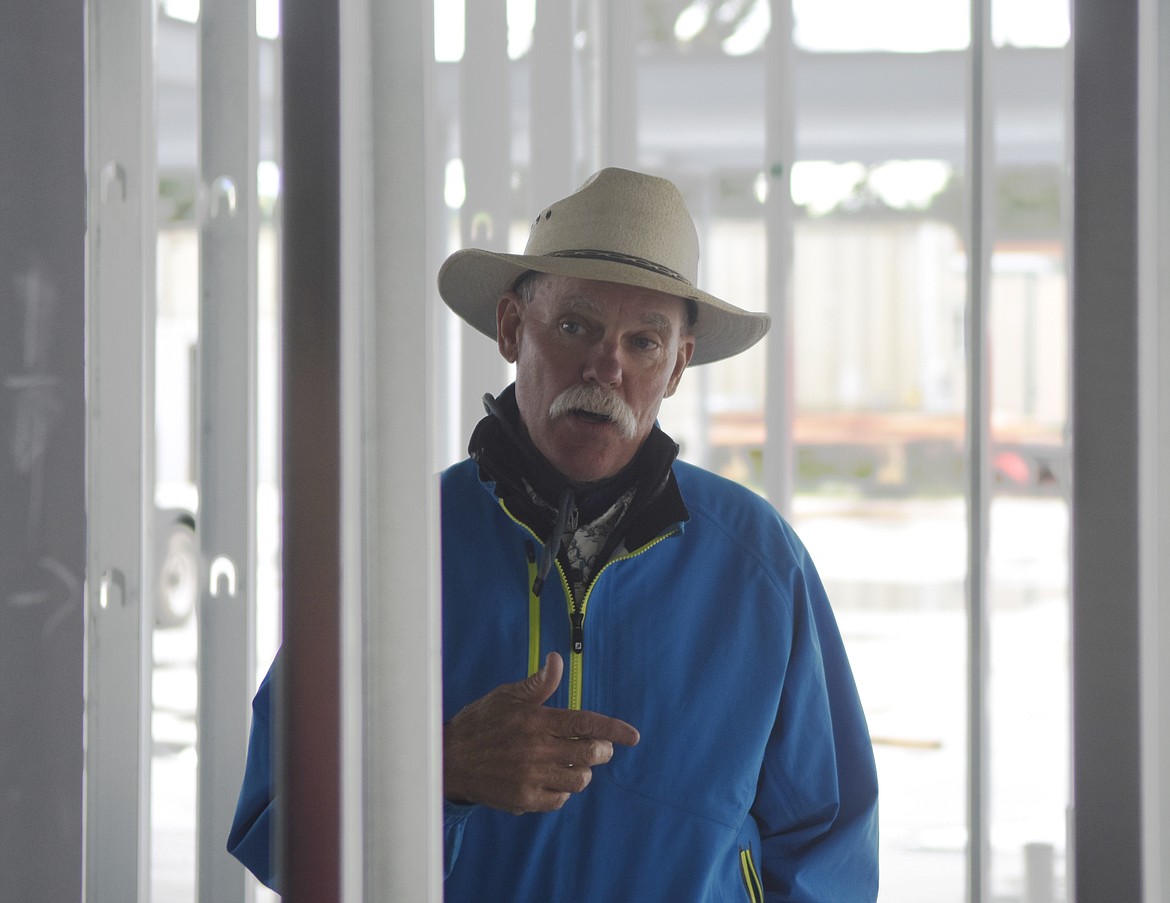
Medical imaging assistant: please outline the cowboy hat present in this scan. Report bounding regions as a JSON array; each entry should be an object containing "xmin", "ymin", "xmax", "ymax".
[{"xmin": 437, "ymin": 167, "xmax": 771, "ymax": 366}]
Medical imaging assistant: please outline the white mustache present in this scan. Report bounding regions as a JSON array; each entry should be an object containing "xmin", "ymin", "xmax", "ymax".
[{"xmin": 548, "ymin": 384, "xmax": 638, "ymax": 439}]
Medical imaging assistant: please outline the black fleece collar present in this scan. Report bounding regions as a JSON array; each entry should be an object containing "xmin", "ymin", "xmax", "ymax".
[{"xmin": 469, "ymin": 384, "xmax": 690, "ymax": 549}]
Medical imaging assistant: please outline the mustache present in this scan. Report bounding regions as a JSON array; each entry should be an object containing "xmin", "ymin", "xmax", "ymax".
[{"xmin": 547, "ymin": 384, "xmax": 638, "ymax": 439}]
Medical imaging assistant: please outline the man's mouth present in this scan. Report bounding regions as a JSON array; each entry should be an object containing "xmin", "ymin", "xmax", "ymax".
[
  {"xmin": 573, "ymin": 409, "xmax": 612, "ymax": 425},
  {"xmin": 547, "ymin": 386, "xmax": 638, "ymax": 438}
]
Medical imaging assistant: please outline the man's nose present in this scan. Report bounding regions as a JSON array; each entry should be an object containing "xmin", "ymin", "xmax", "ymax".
[{"xmin": 581, "ymin": 339, "xmax": 622, "ymax": 387}]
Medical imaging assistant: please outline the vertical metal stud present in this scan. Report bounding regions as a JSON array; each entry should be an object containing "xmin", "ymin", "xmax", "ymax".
[
  {"xmin": 458, "ymin": 0, "xmax": 512, "ymax": 441},
  {"xmin": 197, "ymin": 1, "xmax": 259, "ymax": 901},
  {"xmin": 345, "ymin": 0, "xmax": 444, "ymax": 895},
  {"xmin": 84, "ymin": 1, "xmax": 156, "ymax": 900},
  {"xmin": 966, "ymin": 0, "xmax": 994, "ymax": 898},
  {"xmin": 1072, "ymin": 0, "xmax": 1143, "ymax": 899},
  {"xmin": 597, "ymin": 0, "xmax": 638, "ymax": 169},
  {"xmin": 763, "ymin": 0, "xmax": 796, "ymax": 518},
  {"xmin": 530, "ymin": 2, "xmax": 577, "ymax": 208},
  {"xmin": 1139, "ymin": 2, "xmax": 1170, "ymax": 898}
]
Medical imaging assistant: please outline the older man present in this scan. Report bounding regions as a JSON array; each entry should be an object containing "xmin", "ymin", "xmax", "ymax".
[{"xmin": 230, "ymin": 168, "xmax": 878, "ymax": 901}]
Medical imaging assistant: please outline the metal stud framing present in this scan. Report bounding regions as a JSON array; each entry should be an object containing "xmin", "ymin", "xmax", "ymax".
[
  {"xmin": 196, "ymin": 2, "xmax": 259, "ymax": 900},
  {"xmin": 84, "ymin": 1, "xmax": 156, "ymax": 900}
]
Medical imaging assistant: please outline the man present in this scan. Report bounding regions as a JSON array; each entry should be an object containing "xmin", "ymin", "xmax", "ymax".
[{"xmin": 229, "ymin": 167, "xmax": 879, "ymax": 900}]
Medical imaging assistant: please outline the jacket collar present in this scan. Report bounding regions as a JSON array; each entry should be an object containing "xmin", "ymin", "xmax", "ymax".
[{"xmin": 469, "ymin": 384, "xmax": 689, "ymax": 548}]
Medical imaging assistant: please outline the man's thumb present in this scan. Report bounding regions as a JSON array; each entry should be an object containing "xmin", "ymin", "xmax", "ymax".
[{"xmin": 517, "ymin": 652, "xmax": 563, "ymax": 705}]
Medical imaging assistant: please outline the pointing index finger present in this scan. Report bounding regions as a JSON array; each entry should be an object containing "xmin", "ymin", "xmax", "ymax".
[{"xmin": 559, "ymin": 709, "xmax": 640, "ymax": 747}]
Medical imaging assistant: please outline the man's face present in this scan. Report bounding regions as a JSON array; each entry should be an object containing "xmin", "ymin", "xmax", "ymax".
[{"xmin": 496, "ymin": 274, "xmax": 695, "ymax": 483}]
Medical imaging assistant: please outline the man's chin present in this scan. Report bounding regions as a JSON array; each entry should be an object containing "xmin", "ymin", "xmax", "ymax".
[
  {"xmin": 536, "ymin": 420, "xmax": 646, "ymax": 482},
  {"xmin": 549, "ymin": 449, "xmax": 631, "ymax": 484}
]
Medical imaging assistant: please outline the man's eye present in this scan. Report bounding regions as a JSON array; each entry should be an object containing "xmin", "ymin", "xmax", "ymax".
[
  {"xmin": 560, "ymin": 320, "xmax": 582, "ymax": 335},
  {"xmin": 633, "ymin": 336, "xmax": 659, "ymax": 351}
]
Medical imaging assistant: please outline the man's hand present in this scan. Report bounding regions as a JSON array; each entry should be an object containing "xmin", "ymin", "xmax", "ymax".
[{"xmin": 443, "ymin": 652, "xmax": 640, "ymax": 814}]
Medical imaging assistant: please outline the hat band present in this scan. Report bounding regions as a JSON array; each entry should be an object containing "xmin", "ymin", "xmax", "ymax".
[{"xmin": 547, "ymin": 249, "xmax": 692, "ymax": 286}]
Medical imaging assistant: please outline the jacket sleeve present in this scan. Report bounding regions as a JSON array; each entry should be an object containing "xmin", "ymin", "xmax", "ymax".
[
  {"xmin": 227, "ymin": 650, "xmax": 468, "ymax": 888},
  {"xmin": 443, "ymin": 800, "xmax": 476, "ymax": 877},
  {"xmin": 753, "ymin": 551, "xmax": 879, "ymax": 902},
  {"xmin": 227, "ymin": 651, "xmax": 281, "ymax": 894}
]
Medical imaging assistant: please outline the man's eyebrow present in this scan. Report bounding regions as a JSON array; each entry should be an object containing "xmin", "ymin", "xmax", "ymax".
[
  {"xmin": 554, "ymin": 296, "xmax": 677, "ymax": 333},
  {"xmin": 640, "ymin": 311, "xmax": 673, "ymax": 333},
  {"xmin": 552, "ymin": 295, "xmax": 601, "ymax": 318}
]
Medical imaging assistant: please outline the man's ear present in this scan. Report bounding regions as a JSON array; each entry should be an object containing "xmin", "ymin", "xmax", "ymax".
[
  {"xmin": 496, "ymin": 292, "xmax": 523, "ymax": 363},
  {"xmin": 663, "ymin": 335, "xmax": 695, "ymax": 398}
]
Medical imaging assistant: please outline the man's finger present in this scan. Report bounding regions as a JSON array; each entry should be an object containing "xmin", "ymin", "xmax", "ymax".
[
  {"xmin": 511, "ymin": 652, "xmax": 564, "ymax": 706},
  {"xmin": 568, "ymin": 736, "xmax": 617, "ymax": 766},
  {"xmin": 559, "ymin": 709, "xmax": 640, "ymax": 747}
]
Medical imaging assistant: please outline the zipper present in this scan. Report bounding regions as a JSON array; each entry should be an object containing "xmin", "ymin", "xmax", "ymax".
[
  {"xmin": 500, "ymin": 498, "xmax": 680, "ymax": 709},
  {"xmin": 525, "ymin": 541, "xmax": 541, "ymax": 676},
  {"xmin": 739, "ymin": 844, "xmax": 763, "ymax": 902},
  {"xmin": 562, "ymin": 531, "xmax": 678, "ymax": 711},
  {"xmin": 569, "ymin": 610, "xmax": 585, "ymax": 654}
]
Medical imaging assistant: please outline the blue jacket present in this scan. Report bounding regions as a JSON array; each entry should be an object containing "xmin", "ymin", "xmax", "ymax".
[
  {"xmin": 228, "ymin": 453, "xmax": 878, "ymax": 900},
  {"xmin": 440, "ymin": 455, "xmax": 878, "ymax": 901},
  {"xmin": 227, "ymin": 654, "xmax": 279, "ymax": 891}
]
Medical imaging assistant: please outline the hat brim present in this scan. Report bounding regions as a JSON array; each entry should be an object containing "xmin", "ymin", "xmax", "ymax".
[{"xmin": 437, "ymin": 248, "xmax": 771, "ymax": 367}]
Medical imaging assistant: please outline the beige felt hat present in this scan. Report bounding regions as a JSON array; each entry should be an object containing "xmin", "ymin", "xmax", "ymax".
[{"xmin": 437, "ymin": 167, "xmax": 770, "ymax": 366}]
